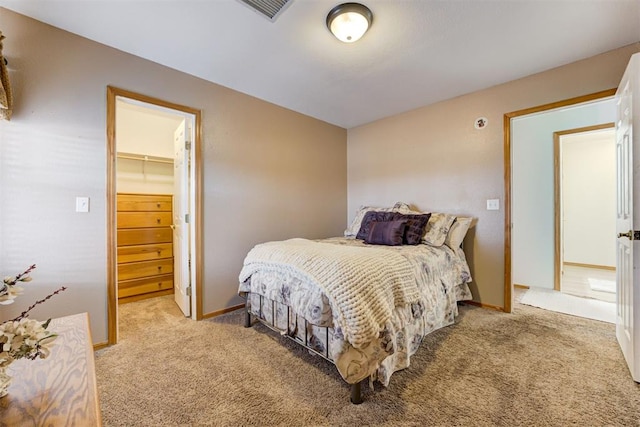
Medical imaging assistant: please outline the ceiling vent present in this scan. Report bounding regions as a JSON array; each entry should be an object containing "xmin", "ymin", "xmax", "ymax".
[{"xmin": 238, "ymin": 0, "xmax": 292, "ymax": 21}]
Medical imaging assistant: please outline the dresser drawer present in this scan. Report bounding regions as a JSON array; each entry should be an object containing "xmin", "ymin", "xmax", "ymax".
[
  {"xmin": 118, "ymin": 258, "xmax": 173, "ymax": 281},
  {"xmin": 117, "ymin": 212, "xmax": 172, "ymax": 228},
  {"xmin": 117, "ymin": 243, "xmax": 173, "ymax": 264},
  {"xmin": 118, "ymin": 274, "xmax": 174, "ymax": 298},
  {"xmin": 117, "ymin": 194, "xmax": 172, "ymax": 212},
  {"xmin": 117, "ymin": 227, "xmax": 172, "ymax": 246}
]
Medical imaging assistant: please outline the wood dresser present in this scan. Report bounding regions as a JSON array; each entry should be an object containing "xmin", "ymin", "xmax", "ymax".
[
  {"xmin": 117, "ymin": 193, "xmax": 174, "ymax": 304},
  {"xmin": 0, "ymin": 313, "xmax": 102, "ymax": 425}
]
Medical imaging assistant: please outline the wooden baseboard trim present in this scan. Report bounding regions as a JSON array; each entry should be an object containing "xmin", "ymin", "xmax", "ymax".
[
  {"xmin": 514, "ymin": 284, "xmax": 530, "ymax": 289},
  {"xmin": 563, "ymin": 262, "xmax": 615, "ymax": 271},
  {"xmin": 93, "ymin": 342, "xmax": 109, "ymax": 351},
  {"xmin": 462, "ymin": 300, "xmax": 504, "ymax": 312},
  {"xmin": 202, "ymin": 303, "xmax": 245, "ymax": 319}
]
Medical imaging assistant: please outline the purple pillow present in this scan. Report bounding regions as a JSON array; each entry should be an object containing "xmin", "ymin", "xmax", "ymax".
[
  {"xmin": 396, "ymin": 213, "xmax": 432, "ymax": 245},
  {"xmin": 356, "ymin": 211, "xmax": 402, "ymax": 240},
  {"xmin": 365, "ymin": 220, "xmax": 407, "ymax": 246}
]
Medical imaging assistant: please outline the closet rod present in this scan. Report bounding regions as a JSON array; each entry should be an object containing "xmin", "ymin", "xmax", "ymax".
[{"xmin": 116, "ymin": 152, "xmax": 173, "ymax": 165}]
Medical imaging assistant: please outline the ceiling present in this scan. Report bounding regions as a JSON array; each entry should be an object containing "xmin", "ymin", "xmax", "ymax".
[{"xmin": 1, "ymin": 0, "xmax": 639, "ymax": 129}]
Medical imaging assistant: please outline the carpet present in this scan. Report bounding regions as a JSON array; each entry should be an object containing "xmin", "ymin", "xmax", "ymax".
[
  {"xmin": 520, "ymin": 287, "xmax": 615, "ymax": 324},
  {"xmin": 588, "ymin": 277, "xmax": 617, "ymax": 294},
  {"xmin": 95, "ymin": 295, "xmax": 640, "ymax": 426}
]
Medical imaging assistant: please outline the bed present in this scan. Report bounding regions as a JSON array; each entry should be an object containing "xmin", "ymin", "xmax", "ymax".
[{"xmin": 238, "ymin": 204, "xmax": 473, "ymax": 403}]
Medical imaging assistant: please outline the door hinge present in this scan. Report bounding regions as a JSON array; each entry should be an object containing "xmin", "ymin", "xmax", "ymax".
[
  {"xmin": 186, "ymin": 286, "xmax": 192, "ymax": 297},
  {"xmin": 185, "ymin": 140, "xmax": 192, "ymax": 150},
  {"xmin": 185, "ymin": 213, "xmax": 190, "ymax": 223},
  {"xmin": 635, "ymin": 231, "xmax": 640, "ymax": 240}
]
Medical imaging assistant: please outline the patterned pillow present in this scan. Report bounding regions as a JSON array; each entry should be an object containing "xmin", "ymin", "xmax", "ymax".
[
  {"xmin": 396, "ymin": 213, "xmax": 431, "ymax": 245},
  {"xmin": 344, "ymin": 202, "xmax": 411, "ymax": 237},
  {"xmin": 364, "ymin": 220, "xmax": 407, "ymax": 246},
  {"xmin": 423, "ymin": 212, "xmax": 457, "ymax": 247},
  {"xmin": 356, "ymin": 210, "xmax": 402, "ymax": 240},
  {"xmin": 445, "ymin": 217, "xmax": 473, "ymax": 249}
]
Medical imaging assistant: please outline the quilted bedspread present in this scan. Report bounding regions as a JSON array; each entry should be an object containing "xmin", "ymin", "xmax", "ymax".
[
  {"xmin": 239, "ymin": 238, "xmax": 421, "ymax": 349},
  {"xmin": 239, "ymin": 237, "xmax": 473, "ymax": 385}
]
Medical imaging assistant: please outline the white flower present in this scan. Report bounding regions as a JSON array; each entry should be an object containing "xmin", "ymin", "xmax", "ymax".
[
  {"xmin": 0, "ymin": 265, "xmax": 64, "ymax": 370},
  {"xmin": 0, "ymin": 285, "xmax": 23, "ymax": 305},
  {"xmin": 0, "ymin": 318, "xmax": 57, "ymax": 368}
]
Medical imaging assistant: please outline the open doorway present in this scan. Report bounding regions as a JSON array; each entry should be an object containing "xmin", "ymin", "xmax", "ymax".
[
  {"xmin": 505, "ymin": 89, "xmax": 617, "ymax": 321},
  {"xmin": 106, "ymin": 86, "xmax": 202, "ymax": 345},
  {"xmin": 554, "ymin": 125, "xmax": 616, "ymax": 306}
]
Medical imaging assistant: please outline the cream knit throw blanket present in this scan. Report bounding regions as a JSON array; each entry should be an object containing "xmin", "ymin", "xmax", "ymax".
[{"xmin": 239, "ymin": 238, "xmax": 420, "ymax": 349}]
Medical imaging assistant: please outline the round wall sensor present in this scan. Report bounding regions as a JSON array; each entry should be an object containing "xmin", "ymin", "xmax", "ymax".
[{"xmin": 474, "ymin": 117, "xmax": 488, "ymax": 130}]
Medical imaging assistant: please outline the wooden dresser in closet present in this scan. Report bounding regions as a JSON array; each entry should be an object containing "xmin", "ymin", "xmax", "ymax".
[{"xmin": 117, "ymin": 193, "xmax": 174, "ymax": 303}]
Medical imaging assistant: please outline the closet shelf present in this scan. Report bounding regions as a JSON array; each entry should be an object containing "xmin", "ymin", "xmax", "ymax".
[{"xmin": 117, "ymin": 152, "xmax": 173, "ymax": 164}]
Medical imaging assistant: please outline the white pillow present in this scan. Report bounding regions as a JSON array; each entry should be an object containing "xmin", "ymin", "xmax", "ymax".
[
  {"xmin": 423, "ymin": 212, "xmax": 457, "ymax": 247},
  {"xmin": 344, "ymin": 202, "xmax": 411, "ymax": 237},
  {"xmin": 445, "ymin": 217, "xmax": 473, "ymax": 249}
]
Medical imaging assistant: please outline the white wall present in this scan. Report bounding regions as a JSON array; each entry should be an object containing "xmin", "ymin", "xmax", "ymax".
[
  {"xmin": 512, "ymin": 98, "xmax": 616, "ymax": 289},
  {"xmin": 562, "ymin": 129, "xmax": 616, "ymax": 267},
  {"xmin": 115, "ymin": 102, "xmax": 179, "ymax": 195},
  {"xmin": 116, "ymin": 101, "xmax": 180, "ymax": 158}
]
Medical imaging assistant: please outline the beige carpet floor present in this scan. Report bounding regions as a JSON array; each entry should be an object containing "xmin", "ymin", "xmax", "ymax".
[{"xmin": 95, "ymin": 295, "xmax": 640, "ymax": 426}]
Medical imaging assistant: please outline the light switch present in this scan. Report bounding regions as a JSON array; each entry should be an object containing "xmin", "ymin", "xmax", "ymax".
[
  {"xmin": 486, "ymin": 199, "xmax": 500, "ymax": 211},
  {"xmin": 76, "ymin": 196, "xmax": 90, "ymax": 213}
]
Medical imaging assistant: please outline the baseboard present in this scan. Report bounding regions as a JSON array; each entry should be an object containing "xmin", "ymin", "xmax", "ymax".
[
  {"xmin": 563, "ymin": 262, "xmax": 615, "ymax": 271},
  {"xmin": 462, "ymin": 300, "xmax": 504, "ymax": 312},
  {"xmin": 514, "ymin": 284, "xmax": 530, "ymax": 289},
  {"xmin": 202, "ymin": 303, "xmax": 245, "ymax": 319},
  {"xmin": 93, "ymin": 341, "xmax": 109, "ymax": 351}
]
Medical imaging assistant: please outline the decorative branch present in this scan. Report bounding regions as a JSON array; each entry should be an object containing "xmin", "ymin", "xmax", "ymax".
[
  {"xmin": 4, "ymin": 264, "xmax": 36, "ymax": 287},
  {"xmin": 11, "ymin": 286, "xmax": 67, "ymax": 323}
]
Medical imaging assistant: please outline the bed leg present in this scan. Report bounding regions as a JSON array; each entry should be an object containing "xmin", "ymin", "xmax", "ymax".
[
  {"xmin": 244, "ymin": 299, "xmax": 252, "ymax": 328},
  {"xmin": 350, "ymin": 381, "xmax": 363, "ymax": 405}
]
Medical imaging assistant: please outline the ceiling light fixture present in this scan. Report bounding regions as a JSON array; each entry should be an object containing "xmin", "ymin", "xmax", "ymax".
[{"xmin": 326, "ymin": 3, "xmax": 373, "ymax": 43}]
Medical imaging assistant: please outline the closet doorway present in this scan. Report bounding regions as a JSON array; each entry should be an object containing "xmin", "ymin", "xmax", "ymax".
[
  {"xmin": 106, "ymin": 86, "xmax": 202, "ymax": 345},
  {"xmin": 554, "ymin": 124, "xmax": 616, "ymax": 304}
]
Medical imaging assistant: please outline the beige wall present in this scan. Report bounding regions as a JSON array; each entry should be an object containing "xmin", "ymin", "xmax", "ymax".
[
  {"xmin": 0, "ymin": 9, "xmax": 347, "ymax": 343},
  {"xmin": 348, "ymin": 43, "xmax": 640, "ymax": 308}
]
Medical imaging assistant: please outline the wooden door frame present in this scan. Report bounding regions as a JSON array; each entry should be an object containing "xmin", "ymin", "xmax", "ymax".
[
  {"xmin": 503, "ymin": 88, "xmax": 616, "ymax": 313},
  {"xmin": 106, "ymin": 86, "xmax": 203, "ymax": 345},
  {"xmin": 553, "ymin": 123, "xmax": 616, "ymax": 291}
]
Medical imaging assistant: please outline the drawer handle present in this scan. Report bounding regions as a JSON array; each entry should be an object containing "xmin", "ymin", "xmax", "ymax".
[
  {"xmin": 157, "ymin": 218, "xmax": 161, "ymax": 224},
  {"xmin": 157, "ymin": 203, "xmax": 161, "ymax": 208},
  {"xmin": 158, "ymin": 282, "xmax": 162, "ymax": 287},
  {"xmin": 158, "ymin": 266, "xmax": 162, "ymax": 271},
  {"xmin": 157, "ymin": 250, "xmax": 162, "ymax": 255}
]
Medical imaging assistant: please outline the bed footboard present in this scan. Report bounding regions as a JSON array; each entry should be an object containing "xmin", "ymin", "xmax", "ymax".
[{"xmin": 242, "ymin": 292, "xmax": 363, "ymax": 404}]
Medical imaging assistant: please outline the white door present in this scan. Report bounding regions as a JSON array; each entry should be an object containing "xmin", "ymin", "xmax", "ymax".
[
  {"xmin": 615, "ymin": 52, "xmax": 639, "ymax": 382},
  {"xmin": 173, "ymin": 119, "xmax": 191, "ymax": 317}
]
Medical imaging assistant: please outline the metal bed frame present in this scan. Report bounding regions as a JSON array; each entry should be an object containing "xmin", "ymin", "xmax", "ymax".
[{"xmin": 243, "ymin": 292, "xmax": 363, "ymax": 404}]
